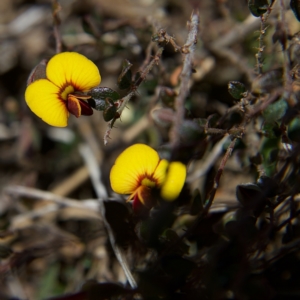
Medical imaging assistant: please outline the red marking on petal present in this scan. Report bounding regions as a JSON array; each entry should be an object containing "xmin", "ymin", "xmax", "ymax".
[
  {"xmin": 132, "ymin": 193, "xmax": 150, "ymax": 217},
  {"xmin": 137, "ymin": 186, "xmax": 156, "ymax": 209},
  {"xmin": 78, "ymin": 99, "xmax": 93, "ymax": 116},
  {"xmin": 67, "ymin": 96, "xmax": 81, "ymax": 118}
]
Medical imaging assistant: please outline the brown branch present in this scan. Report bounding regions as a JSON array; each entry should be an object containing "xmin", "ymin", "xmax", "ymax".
[
  {"xmin": 247, "ymin": 90, "xmax": 282, "ymax": 118},
  {"xmin": 255, "ymin": 2, "xmax": 275, "ymax": 74},
  {"xmin": 4, "ymin": 185, "xmax": 99, "ymax": 211},
  {"xmin": 187, "ymin": 135, "xmax": 230, "ymax": 182},
  {"xmin": 209, "ymin": 46, "xmax": 255, "ymax": 84},
  {"xmin": 211, "ymin": 14, "xmax": 261, "ymax": 50},
  {"xmin": 279, "ymin": 0, "xmax": 292, "ymax": 91},
  {"xmin": 203, "ymin": 137, "xmax": 237, "ymax": 213},
  {"xmin": 52, "ymin": 0, "xmax": 62, "ymax": 53},
  {"xmin": 169, "ymin": 10, "xmax": 199, "ymax": 148}
]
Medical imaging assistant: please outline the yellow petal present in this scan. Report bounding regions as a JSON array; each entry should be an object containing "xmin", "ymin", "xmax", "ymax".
[
  {"xmin": 110, "ymin": 144, "xmax": 160, "ymax": 195},
  {"xmin": 46, "ymin": 52, "xmax": 101, "ymax": 91},
  {"xmin": 153, "ymin": 159, "xmax": 169, "ymax": 186},
  {"xmin": 25, "ymin": 79, "xmax": 69, "ymax": 127},
  {"xmin": 160, "ymin": 162, "xmax": 186, "ymax": 201}
]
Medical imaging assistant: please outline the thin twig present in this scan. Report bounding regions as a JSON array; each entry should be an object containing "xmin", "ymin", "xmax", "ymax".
[
  {"xmin": 279, "ymin": 0, "xmax": 292, "ymax": 91},
  {"xmin": 104, "ymin": 45, "xmax": 165, "ymax": 145},
  {"xmin": 169, "ymin": 10, "xmax": 199, "ymax": 148},
  {"xmin": 52, "ymin": 0, "xmax": 62, "ymax": 53},
  {"xmin": 187, "ymin": 135, "xmax": 230, "ymax": 183},
  {"xmin": 138, "ymin": 41, "xmax": 154, "ymax": 72},
  {"xmin": 78, "ymin": 144, "xmax": 137, "ymax": 289},
  {"xmin": 4, "ymin": 186, "xmax": 99, "ymax": 211},
  {"xmin": 211, "ymin": 14, "xmax": 261, "ymax": 50},
  {"xmin": 203, "ymin": 137, "xmax": 237, "ymax": 213},
  {"xmin": 209, "ymin": 46, "xmax": 255, "ymax": 84},
  {"xmin": 247, "ymin": 90, "xmax": 282, "ymax": 118},
  {"xmin": 277, "ymin": 208, "xmax": 300, "ymax": 231},
  {"xmin": 255, "ymin": 2, "xmax": 275, "ymax": 74},
  {"xmin": 256, "ymin": 17, "xmax": 266, "ymax": 74},
  {"xmin": 13, "ymin": 204, "xmax": 58, "ymax": 224}
]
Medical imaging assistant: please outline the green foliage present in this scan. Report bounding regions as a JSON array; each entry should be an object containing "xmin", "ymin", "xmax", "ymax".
[
  {"xmin": 290, "ymin": 0, "xmax": 300, "ymax": 22},
  {"xmin": 260, "ymin": 137, "xmax": 280, "ymax": 176},
  {"xmin": 288, "ymin": 117, "xmax": 300, "ymax": 142},
  {"xmin": 261, "ymin": 122, "xmax": 281, "ymax": 138},
  {"xmin": 37, "ymin": 264, "xmax": 65, "ymax": 299},
  {"xmin": 103, "ymin": 100, "xmax": 118, "ymax": 121},
  {"xmin": 248, "ymin": 0, "xmax": 270, "ymax": 17},
  {"xmin": 228, "ymin": 81, "xmax": 247, "ymax": 99},
  {"xmin": 88, "ymin": 87, "xmax": 120, "ymax": 108},
  {"xmin": 263, "ymin": 98, "xmax": 288, "ymax": 122}
]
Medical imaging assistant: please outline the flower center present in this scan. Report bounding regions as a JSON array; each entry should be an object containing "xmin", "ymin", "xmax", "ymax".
[
  {"xmin": 61, "ymin": 85, "xmax": 75, "ymax": 101},
  {"xmin": 60, "ymin": 85, "xmax": 94, "ymax": 118},
  {"xmin": 141, "ymin": 177, "xmax": 156, "ymax": 188},
  {"xmin": 131, "ymin": 185, "xmax": 155, "ymax": 208}
]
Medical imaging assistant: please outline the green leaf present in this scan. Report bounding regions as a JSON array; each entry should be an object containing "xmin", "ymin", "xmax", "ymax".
[
  {"xmin": 228, "ymin": 81, "xmax": 246, "ymax": 99},
  {"xmin": 117, "ymin": 59, "xmax": 132, "ymax": 90},
  {"xmin": 37, "ymin": 264, "xmax": 65, "ymax": 299},
  {"xmin": 88, "ymin": 98, "xmax": 105, "ymax": 111},
  {"xmin": 263, "ymin": 98, "xmax": 288, "ymax": 122},
  {"xmin": 261, "ymin": 122, "xmax": 281, "ymax": 138},
  {"xmin": 88, "ymin": 87, "xmax": 120, "ymax": 111},
  {"xmin": 291, "ymin": 0, "xmax": 300, "ymax": 22},
  {"xmin": 88, "ymin": 86, "xmax": 120, "ymax": 102},
  {"xmin": 288, "ymin": 117, "xmax": 300, "ymax": 142},
  {"xmin": 103, "ymin": 103, "xmax": 117, "ymax": 122},
  {"xmin": 248, "ymin": 0, "xmax": 269, "ymax": 17},
  {"xmin": 260, "ymin": 137, "xmax": 280, "ymax": 176}
]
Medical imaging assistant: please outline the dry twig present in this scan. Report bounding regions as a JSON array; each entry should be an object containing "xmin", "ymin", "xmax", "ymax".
[
  {"xmin": 4, "ymin": 186, "xmax": 99, "ymax": 211},
  {"xmin": 52, "ymin": 0, "xmax": 62, "ymax": 53},
  {"xmin": 169, "ymin": 11, "xmax": 199, "ymax": 148},
  {"xmin": 203, "ymin": 137, "xmax": 237, "ymax": 213},
  {"xmin": 78, "ymin": 144, "xmax": 137, "ymax": 289}
]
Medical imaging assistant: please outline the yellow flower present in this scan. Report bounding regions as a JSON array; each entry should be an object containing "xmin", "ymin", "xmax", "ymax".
[
  {"xmin": 25, "ymin": 52, "xmax": 101, "ymax": 127},
  {"xmin": 110, "ymin": 144, "xmax": 186, "ymax": 211}
]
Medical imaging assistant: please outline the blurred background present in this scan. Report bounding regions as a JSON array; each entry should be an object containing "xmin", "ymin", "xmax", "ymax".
[{"xmin": 1, "ymin": 0, "xmax": 300, "ymax": 299}]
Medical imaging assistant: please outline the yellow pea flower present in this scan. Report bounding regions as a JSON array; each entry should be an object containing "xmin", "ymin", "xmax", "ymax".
[
  {"xmin": 110, "ymin": 144, "xmax": 186, "ymax": 212},
  {"xmin": 25, "ymin": 52, "xmax": 101, "ymax": 127}
]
